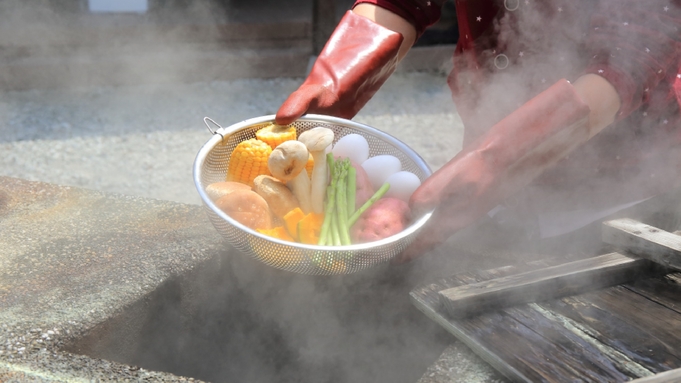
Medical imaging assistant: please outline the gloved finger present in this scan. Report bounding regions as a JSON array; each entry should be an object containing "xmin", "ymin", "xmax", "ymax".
[{"xmin": 275, "ymin": 88, "xmax": 316, "ymax": 125}]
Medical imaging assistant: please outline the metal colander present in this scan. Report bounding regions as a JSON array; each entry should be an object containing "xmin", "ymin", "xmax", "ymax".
[{"xmin": 193, "ymin": 114, "xmax": 434, "ymax": 275}]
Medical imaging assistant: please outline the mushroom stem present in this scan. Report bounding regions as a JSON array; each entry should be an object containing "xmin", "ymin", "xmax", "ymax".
[
  {"xmin": 309, "ymin": 150, "xmax": 327, "ymax": 213},
  {"xmin": 288, "ymin": 171, "xmax": 312, "ymax": 214},
  {"xmin": 298, "ymin": 127, "xmax": 335, "ymax": 214},
  {"xmin": 267, "ymin": 140, "xmax": 313, "ymax": 214}
]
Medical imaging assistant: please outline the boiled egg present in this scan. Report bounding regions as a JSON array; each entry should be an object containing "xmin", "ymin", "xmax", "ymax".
[
  {"xmin": 331, "ymin": 134, "xmax": 370, "ymax": 164},
  {"xmin": 361, "ymin": 154, "xmax": 401, "ymax": 190},
  {"xmin": 384, "ymin": 171, "xmax": 421, "ymax": 202}
]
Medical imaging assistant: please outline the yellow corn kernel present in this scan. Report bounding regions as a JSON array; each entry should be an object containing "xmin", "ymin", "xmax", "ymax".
[
  {"xmin": 226, "ymin": 138, "xmax": 272, "ymax": 186},
  {"xmin": 255, "ymin": 123, "xmax": 297, "ymax": 149}
]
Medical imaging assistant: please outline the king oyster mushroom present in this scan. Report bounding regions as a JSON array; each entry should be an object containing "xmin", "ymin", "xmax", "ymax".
[
  {"xmin": 267, "ymin": 140, "xmax": 312, "ymax": 214},
  {"xmin": 298, "ymin": 127, "xmax": 334, "ymax": 214}
]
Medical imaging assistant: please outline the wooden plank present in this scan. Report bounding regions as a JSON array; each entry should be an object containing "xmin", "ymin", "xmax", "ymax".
[
  {"xmin": 412, "ymin": 257, "xmax": 681, "ymax": 383},
  {"xmin": 629, "ymin": 368, "xmax": 681, "ymax": 382},
  {"xmin": 593, "ymin": 286, "xmax": 681, "ymax": 355},
  {"xmin": 624, "ymin": 273, "xmax": 681, "ymax": 315},
  {"xmin": 503, "ymin": 304, "xmax": 639, "ymax": 381},
  {"xmin": 603, "ymin": 218, "xmax": 681, "ymax": 271},
  {"xmin": 542, "ymin": 293, "xmax": 681, "ymax": 373},
  {"xmin": 438, "ymin": 252, "xmax": 656, "ymax": 319},
  {"xmin": 411, "ymin": 259, "xmax": 645, "ymax": 382},
  {"xmin": 411, "ymin": 261, "xmax": 563, "ymax": 383}
]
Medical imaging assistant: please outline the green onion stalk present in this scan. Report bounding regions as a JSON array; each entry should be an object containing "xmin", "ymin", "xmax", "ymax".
[
  {"xmin": 317, "ymin": 153, "xmax": 337, "ymax": 246},
  {"xmin": 347, "ymin": 182, "xmax": 390, "ymax": 228},
  {"xmin": 319, "ymin": 156, "xmax": 373, "ymax": 247},
  {"xmin": 335, "ymin": 159, "xmax": 351, "ymax": 245},
  {"xmin": 346, "ymin": 164, "xmax": 356, "ymax": 219}
]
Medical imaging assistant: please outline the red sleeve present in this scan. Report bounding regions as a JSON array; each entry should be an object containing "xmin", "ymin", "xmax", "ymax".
[
  {"xmin": 583, "ymin": 1, "xmax": 681, "ymax": 119},
  {"xmin": 353, "ymin": 0, "xmax": 445, "ymax": 36}
]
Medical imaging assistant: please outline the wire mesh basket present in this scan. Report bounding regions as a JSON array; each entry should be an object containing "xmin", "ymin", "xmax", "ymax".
[{"xmin": 193, "ymin": 114, "xmax": 434, "ymax": 275}]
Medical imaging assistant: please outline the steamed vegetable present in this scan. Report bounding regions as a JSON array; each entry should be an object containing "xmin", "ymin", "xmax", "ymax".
[
  {"xmin": 218, "ymin": 127, "xmax": 419, "ymax": 248},
  {"xmin": 346, "ymin": 164, "xmax": 356, "ymax": 218},
  {"xmin": 350, "ymin": 197, "xmax": 411, "ymax": 243},
  {"xmin": 348, "ymin": 182, "xmax": 390, "ymax": 228},
  {"xmin": 226, "ymin": 138, "xmax": 272, "ymax": 186},
  {"xmin": 351, "ymin": 159, "xmax": 374, "ymax": 209},
  {"xmin": 255, "ymin": 123, "xmax": 297, "ymax": 149},
  {"xmin": 257, "ymin": 226, "xmax": 294, "ymax": 242},
  {"xmin": 298, "ymin": 127, "xmax": 334, "ymax": 214},
  {"xmin": 283, "ymin": 207, "xmax": 305, "ymax": 239},
  {"xmin": 297, "ymin": 212, "xmax": 324, "ymax": 244},
  {"xmin": 318, "ymin": 155, "xmax": 356, "ymax": 246},
  {"xmin": 335, "ymin": 160, "xmax": 351, "ymax": 245},
  {"xmin": 268, "ymin": 140, "xmax": 312, "ymax": 214}
]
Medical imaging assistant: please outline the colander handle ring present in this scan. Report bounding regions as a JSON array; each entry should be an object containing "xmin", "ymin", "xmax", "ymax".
[{"xmin": 203, "ymin": 117, "xmax": 225, "ymax": 140}]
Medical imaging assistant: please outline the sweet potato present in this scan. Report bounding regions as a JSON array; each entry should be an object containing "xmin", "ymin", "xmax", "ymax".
[{"xmin": 350, "ymin": 198, "xmax": 411, "ymax": 243}]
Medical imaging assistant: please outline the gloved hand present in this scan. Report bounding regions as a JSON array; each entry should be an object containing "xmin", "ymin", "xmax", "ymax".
[
  {"xmin": 396, "ymin": 79, "xmax": 592, "ymax": 263},
  {"xmin": 275, "ymin": 11, "xmax": 404, "ymax": 125}
]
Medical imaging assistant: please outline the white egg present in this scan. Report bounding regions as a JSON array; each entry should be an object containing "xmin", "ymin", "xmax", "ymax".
[
  {"xmin": 331, "ymin": 134, "xmax": 369, "ymax": 164},
  {"xmin": 361, "ymin": 155, "xmax": 401, "ymax": 190},
  {"xmin": 384, "ymin": 171, "xmax": 421, "ymax": 202}
]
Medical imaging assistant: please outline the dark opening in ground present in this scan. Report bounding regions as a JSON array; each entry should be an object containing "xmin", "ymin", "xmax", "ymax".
[{"xmin": 64, "ymin": 247, "xmax": 451, "ymax": 383}]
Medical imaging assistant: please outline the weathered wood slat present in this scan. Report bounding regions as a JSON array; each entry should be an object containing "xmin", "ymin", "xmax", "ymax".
[
  {"xmin": 628, "ymin": 368, "xmax": 681, "ymax": 382},
  {"xmin": 624, "ymin": 273, "xmax": 681, "ymax": 316},
  {"xmin": 438, "ymin": 252, "xmax": 655, "ymax": 319},
  {"xmin": 457, "ymin": 310, "xmax": 632, "ymax": 382},
  {"xmin": 412, "ymin": 262, "xmax": 644, "ymax": 382},
  {"xmin": 603, "ymin": 218, "xmax": 681, "ymax": 271},
  {"xmin": 542, "ymin": 293, "xmax": 681, "ymax": 373},
  {"xmin": 410, "ymin": 273, "xmax": 534, "ymax": 382},
  {"xmin": 591, "ymin": 286, "xmax": 681, "ymax": 357},
  {"xmin": 501, "ymin": 305, "xmax": 635, "ymax": 381},
  {"xmin": 411, "ymin": 254, "xmax": 681, "ymax": 383}
]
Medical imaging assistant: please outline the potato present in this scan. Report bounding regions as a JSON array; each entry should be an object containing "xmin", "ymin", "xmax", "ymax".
[
  {"xmin": 214, "ymin": 189, "xmax": 272, "ymax": 231},
  {"xmin": 252, "ymin": 175, "xmax": 299, "ymax": 219},
  {"xmin": 205, "ymin": 181, "xmax": 251, "ymax": 202},
  {"xmin": 350, "ymin": 198, "xmax": 411, "ymax": 243}
]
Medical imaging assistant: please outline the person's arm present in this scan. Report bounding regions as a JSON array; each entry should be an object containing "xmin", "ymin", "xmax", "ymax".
[
  {"xmin": 352, "ymin": 3, "xmax": 417, "ymax": 60},
  {"xmin": 583, "ymin": 1, "xmax": 681, "ymax": 120},
  {"xmin": 572, "ymin": 74, "xmax": 621, "ymax": 139}
]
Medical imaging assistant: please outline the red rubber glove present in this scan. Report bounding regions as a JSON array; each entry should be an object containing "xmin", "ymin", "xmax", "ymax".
[
  {"xmin": 275, "ymin": 11, "xmax": 404, "ymax": 125},
  {"xmin": 396, "ymin": 79, "xmax": 592, "ymax": 263}
]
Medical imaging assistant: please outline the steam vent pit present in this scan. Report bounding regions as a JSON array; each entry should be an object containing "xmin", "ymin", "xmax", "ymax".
[{"xmin": 0, "ymin": 176, "xmax": 475, "ymax": 382}]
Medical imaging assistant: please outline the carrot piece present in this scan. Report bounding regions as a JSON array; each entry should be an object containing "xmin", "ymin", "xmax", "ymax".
[
  {"xmin": 282, "ymin": 207, "xmax": 305, "ymax": 239},
  {"xmin": 257, "ymin": 226, "xmax": 295, "ymax": 242},
  {"xmin": 297, "ymin": 212, "xmax": 325, "ymax": 244}
]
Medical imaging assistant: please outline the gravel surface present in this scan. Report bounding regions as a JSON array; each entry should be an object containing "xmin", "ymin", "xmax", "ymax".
[{"xmin": 0, "ymin": 71, "xmax": 463, "ymax": 205}]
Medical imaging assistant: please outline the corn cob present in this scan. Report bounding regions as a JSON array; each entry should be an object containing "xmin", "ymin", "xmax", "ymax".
[
  {"xmin": 226, "ymin": 138, "xmax": 272, "ymax": 186},
  {"xmin": 255, "ymin": 123, "xmax": 297, "ymax": 149}
]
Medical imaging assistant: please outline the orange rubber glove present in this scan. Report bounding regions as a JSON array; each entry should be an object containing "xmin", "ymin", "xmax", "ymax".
[
  {"xmin": 275, "ymin": 11, "xmax": 404, "ymax": 125},
  {"xmin": 397, "ymin": 79, "xmax": 592, "ymax": 263}
]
